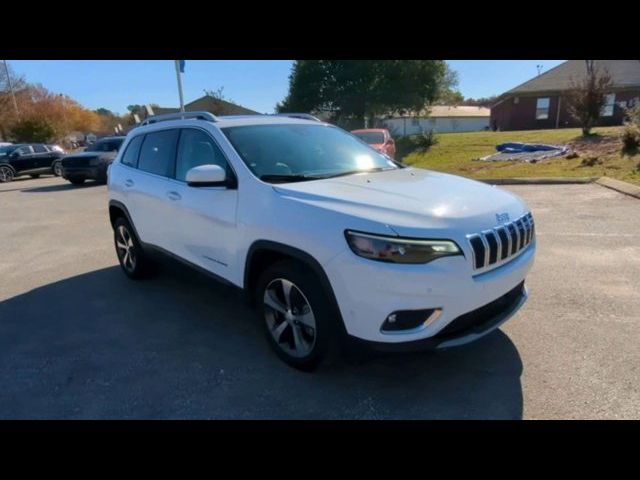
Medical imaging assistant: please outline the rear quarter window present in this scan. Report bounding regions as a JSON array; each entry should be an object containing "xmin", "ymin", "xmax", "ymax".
[{"xmin": 120, "ymin": 135, "xmax": 144, "ymax": 168}]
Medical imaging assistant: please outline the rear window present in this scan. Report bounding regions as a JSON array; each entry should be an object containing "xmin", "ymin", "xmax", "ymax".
[
  {"xmin": 352, "ymin": 131, "xmax": 385, "ymax": 145},
  {"xmin": 137, "ymin": 130, "xmax": 179, "ymax": 177},
  {"xmin": 32, "ymin": 144, "xmax": 47, "ymax": 153}
]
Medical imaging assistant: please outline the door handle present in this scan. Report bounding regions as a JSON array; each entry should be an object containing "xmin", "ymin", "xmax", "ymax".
[
  {"xmin": 124, "ymin": 179, "xmax": 134, "ymax": 187},
  {"xmin": 167, "ymin": 191, "xmax": 182, "ymax": 201}
]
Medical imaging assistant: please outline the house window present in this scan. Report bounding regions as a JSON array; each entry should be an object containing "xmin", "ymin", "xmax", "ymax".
[
  {"xmin": 536, "ymin": 98, "xmax": 550, "ymax": 120},
  {"xmin": 601, "ymin": 93, "xmax": 616, "ymax": 117}
]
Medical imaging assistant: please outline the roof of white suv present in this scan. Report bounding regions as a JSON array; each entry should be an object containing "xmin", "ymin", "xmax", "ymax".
[{"xmin": 135, "ymin": 112, "xmax": 325, "ymax": 132}]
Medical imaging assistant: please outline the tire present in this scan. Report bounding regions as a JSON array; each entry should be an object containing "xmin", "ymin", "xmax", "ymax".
[
  {"xmin": 30, "ymin": 174, "xmax": 40, "ymax": 179},
  {"xmin": 69, "ymin": 178, "xmax": 85, "ymax": 185},
  {"xmin": 113, "ymin": 217, "xmax": 152, "ymax": 280},
  {"xmin": 256, "ymin": 259, "xmax": 339, "ymax": 371},
  {"xmin": 0, "ymin": 165, "xmax": 14, "ymax": 183},
  {"xmin": 52, "ymin": 162, "xmax": 63, "ymax": 177}
]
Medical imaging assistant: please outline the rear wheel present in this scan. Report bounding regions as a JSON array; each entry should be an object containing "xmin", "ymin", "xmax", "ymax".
[
  {"xmin": 0, "ymin": 166, "xmax": 14, "ymax": 183},
  {"xmin": 113, "ymin": 217, "xmax": 152, "ymax": 279},
  {"xmin": 52, "ymin": 162, "xmax": 63, "ymax": 177},
  {"xmin": 256, "ymin": 260, "xmax": 338, "ymax": 371}
]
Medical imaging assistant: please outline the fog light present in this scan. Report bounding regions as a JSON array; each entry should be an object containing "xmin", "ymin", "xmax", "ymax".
[{"xmin": 381, "ymin": 309, "xmax": 442, "ymax": 333}]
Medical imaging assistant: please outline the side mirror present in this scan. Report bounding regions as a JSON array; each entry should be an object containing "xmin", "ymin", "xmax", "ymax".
[
  {"xmin": 9, "ymin": 152, "xmax": 20, "ymax": 159},
  {"xmin": 186, "ymin": 164, "xmax": 229, "ymax": 187}
]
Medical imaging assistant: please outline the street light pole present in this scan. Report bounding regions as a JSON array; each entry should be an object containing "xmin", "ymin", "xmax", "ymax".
[{"xmin": 3, "ymin": 60, "xmax": 20, "ymax": 117}]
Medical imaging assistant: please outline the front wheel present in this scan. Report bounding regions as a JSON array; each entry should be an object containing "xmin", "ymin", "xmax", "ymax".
[
  {"xmin": 256, "ymin": 260, "xmax": 339, "ymax": 371},
  {"xmin": 0, "ymin": 166, "xmax": 14, "ymax": 183}
]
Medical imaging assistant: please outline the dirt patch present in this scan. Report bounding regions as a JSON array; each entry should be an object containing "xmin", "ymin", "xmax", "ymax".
[{"xmin": 568, "ymin": 134, "xmax": 622, "ymax": 158}]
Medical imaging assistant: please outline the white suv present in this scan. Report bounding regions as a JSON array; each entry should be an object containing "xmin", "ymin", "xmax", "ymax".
[{"xmin": 108, "ymin": 112, "xmax": 536, "ymax": 370}]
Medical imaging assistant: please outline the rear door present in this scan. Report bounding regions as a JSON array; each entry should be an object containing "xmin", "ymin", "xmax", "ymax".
[
  {"xmin": 31, "ymin": 144, "xmax": 55, "ymax": 170},
  {"xmin": 126, "ymin": 129, "xmax": 179, "ymax": 250}
]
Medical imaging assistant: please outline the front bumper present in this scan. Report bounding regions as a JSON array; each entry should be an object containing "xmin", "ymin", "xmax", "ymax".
[
  {"xmin": 62, "ymin": 165, "xmax": 106, "ymax": 181},
  {"xmin": 348, "ymin": 282, "xmax": 527, "ymax": 353},
  {"xmin": 324, "ymin": 240, "xmax": 535, "ymax": 345}
]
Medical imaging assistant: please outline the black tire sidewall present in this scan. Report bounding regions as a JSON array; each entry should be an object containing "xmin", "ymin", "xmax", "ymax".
[{"xmin": 256, "ymin": 260, "xmax": 336, "ymax": 371}]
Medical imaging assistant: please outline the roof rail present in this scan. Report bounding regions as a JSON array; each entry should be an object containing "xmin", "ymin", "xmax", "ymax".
[
  {"xmin": 273, "ymin": 113, "xmax": 322, "ymax": 122},
  {"xmin": 139, "ymin": 111, "xmax": 218, "ymax": 126}
]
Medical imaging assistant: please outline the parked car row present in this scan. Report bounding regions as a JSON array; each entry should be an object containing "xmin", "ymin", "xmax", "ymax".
[{"xmin": 0, "ymin": 137, "xmax": 125, "ymax": 184}]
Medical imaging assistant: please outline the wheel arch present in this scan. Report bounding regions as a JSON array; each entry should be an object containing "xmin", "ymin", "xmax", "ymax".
[
  {"xmin": 244, "ymin": 240, "xmax": 347, "ymax": 336},
  {"xmin": 108, "ymin": 200, "xmax": 143, "ymax": 244},
  {"xmin": 0, "ymin": 163, "xmax": 16, "ymax": 174}
]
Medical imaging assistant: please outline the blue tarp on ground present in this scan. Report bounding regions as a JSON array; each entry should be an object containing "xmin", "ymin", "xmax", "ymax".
[{"xmin": 479, "ymin": 142, "xmax": 570, "ymax": 163}]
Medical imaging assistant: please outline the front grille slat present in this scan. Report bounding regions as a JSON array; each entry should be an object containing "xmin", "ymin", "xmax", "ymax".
[{"xmin": 467, "ymin": 213, "xmax": 535, "ymax": 271}]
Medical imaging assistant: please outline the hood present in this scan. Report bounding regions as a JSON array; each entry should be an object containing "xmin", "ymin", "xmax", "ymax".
[{"xmin": 272, "ymin": 168, "xmax": 529, "ymax": 237}]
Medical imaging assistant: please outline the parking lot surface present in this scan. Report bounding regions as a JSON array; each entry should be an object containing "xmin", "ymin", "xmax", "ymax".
[{"xmin": 1, "ymin": 176, "xmax": 639, "ymax": 419}]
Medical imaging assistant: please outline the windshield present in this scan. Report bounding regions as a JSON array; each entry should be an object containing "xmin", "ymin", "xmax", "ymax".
[
  {"xmin": 86, "ymin": 139, "xmax": 124, "ymax": 152},
  {"xmin": 222, "ymin": 124, "xmax": 399, "ymax": 182},
  {"xmin": 0, "ymin": 146, "xmax": 16, "ymax": 157},
  {"xmin": 352, "ymin": 131, "xmax": 385, "ymax": 144}
]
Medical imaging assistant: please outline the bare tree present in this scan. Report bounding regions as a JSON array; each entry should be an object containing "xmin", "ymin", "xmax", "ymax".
[
  {"xmin": 0, "ymin": 62, "xmax": 26, "ymax": 140},
  {"xmin": 566, "ymin": 60, "xmax": 613, "ymax": 136}
]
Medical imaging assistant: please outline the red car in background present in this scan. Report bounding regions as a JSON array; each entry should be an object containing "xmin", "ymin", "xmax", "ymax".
[{"xmin": 351, "ymin": 128, "xmax": 396, "ymax": 159}]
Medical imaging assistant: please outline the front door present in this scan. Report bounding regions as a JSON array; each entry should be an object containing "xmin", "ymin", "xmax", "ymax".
[{"xmin": 166, "ymin": 128, "xmax": 239, "ymax": 279}]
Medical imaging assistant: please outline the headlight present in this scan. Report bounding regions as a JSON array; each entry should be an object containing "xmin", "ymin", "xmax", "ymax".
[{"xmin": 345, "ymin": 230, "xmax": 462, "ymax": 264}]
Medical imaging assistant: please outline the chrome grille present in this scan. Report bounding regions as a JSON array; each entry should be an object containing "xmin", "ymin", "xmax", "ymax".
[{"xmin": 467, "ymin": 213, "xmax": 535, "ymax": 270}]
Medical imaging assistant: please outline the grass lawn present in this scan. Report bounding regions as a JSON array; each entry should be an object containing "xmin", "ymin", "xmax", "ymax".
[{"xmin": 404, "ymin": 126, "xmax": 640, "ymax": 186}]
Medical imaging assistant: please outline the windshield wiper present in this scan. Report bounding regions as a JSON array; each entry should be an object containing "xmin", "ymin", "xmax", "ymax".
[
  {"xmin": 315, "ymin": 167, "xmax": 393, "ymax": 180},
  {"xmin": 260, "ymin": 174, "xmax": 318, "ymax": 183}
]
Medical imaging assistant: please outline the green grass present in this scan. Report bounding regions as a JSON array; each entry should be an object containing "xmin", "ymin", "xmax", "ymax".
[{"xmin": 404, "ymin": 126, "xmax": 640, "ymax": 186}]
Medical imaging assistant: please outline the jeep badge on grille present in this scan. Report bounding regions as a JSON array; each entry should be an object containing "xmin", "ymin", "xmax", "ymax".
[{"xmin": 496, "ymin": 212, "xmax": 510, "ymax": 224}]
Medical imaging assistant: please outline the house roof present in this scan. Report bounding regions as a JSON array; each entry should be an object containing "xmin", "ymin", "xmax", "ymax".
[
  {"xmin": 142, "ymin": 95, "xmax": 259, "ymax": 119},
  {"xmin": 388, "ymin": 105, "xmax": 490, "ymax": 118},
  {"xmin": 504, "ymin": 60, "xmax": 640, "ymax": 96}
]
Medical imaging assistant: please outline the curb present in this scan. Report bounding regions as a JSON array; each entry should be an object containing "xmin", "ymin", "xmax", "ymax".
[
  {"xmin": 595, "ymin": 177, "xmax": 640, "ymax": 199},
  {"xmin": 479, "ymin": 177, "xmax": 597, "ymax": 185},
  {"xmin": 477, "ymin": 176, "xmax": 640, "ymax": 199}
]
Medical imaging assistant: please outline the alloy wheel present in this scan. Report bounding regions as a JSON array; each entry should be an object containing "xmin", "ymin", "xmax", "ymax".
[
  {"xmin": 263, "ymin": 278, "xmax": 317, "ymax": 358},
  {"xmin": 115, "ymin": 225, "xmax": 136, "ymax": 273},
  {"xmin": 53, "ymin": 163, "xmax": 63, "ymax": 176},
  {"xmin": 0, "ymin": 166, "xmax": 14, "ymax": 183}
]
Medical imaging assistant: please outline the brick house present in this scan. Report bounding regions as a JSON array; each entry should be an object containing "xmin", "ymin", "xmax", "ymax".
[{"xmin": 490, "ymin": 60, "xmax": 640, "ymax": 131}]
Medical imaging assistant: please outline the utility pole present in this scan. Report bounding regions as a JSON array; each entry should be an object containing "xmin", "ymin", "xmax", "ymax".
[
  {"xmin": 536, "ymin": 64, "xmax": 543, "ymax": 76},
  {"xmin": 3, "ymin": 60, "xmax": 20, "ymax": 118}
]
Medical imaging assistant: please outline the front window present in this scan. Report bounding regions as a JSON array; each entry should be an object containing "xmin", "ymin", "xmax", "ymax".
[
  {"xmin": 222, "ymin": 124, "xmax": 399, "ymax": 183},
  {"xmin": 601, "ymin": 93, "xmax": 616, "ymax": 117},
  {"xmin": 352, "ymin": 131, "xmax": 385, "ymax": 145},
  {"xmin": 536, "ymin": 98, "xmax": 550, "ymax": 120}
]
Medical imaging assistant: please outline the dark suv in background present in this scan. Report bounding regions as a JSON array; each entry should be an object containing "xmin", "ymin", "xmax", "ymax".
[
  {"xmin": 61, "ymin": 136, "xmax": 125, "ymax": 185},
  {"xmin": 0, "ymin": 144, "xmax": 65, "ymax": 182}
]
